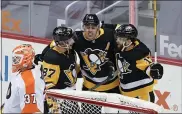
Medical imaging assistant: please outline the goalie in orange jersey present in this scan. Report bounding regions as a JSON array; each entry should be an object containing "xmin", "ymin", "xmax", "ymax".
[{"xmin": 2, "ymin": 44, "xmax": 45, "ymax": 113}]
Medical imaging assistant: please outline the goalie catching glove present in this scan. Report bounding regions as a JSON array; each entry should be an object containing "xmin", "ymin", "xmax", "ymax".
[{"xmin": 149, "ymin": 63, "xmax": 164, "ymax": 79}]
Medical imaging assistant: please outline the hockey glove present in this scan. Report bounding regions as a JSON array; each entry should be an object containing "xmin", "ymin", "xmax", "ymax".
[
  {"xmin": 34, "ymin": 54, "xmax": 43, "ymax": 65},
  {"xmin": 107, "ymin": 61, "xmax": 116, "ymax": 78},
  {"xmin": 150, "ymin": 63, "xmax": 164, "ymax": 79}
]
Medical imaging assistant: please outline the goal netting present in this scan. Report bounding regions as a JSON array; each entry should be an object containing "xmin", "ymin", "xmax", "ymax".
[{"xmin": 46, "ymin": 89, "xmax": 172, "ymax": 114}]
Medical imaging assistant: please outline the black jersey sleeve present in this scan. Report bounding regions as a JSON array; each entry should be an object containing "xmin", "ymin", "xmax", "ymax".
[
  {"xmin": 101, "ymin": 24, "xmax": 117, "ymax": 30},
  {"xmin": 134, "ymin": 40, "xmax": 153, "ymax": 73}
]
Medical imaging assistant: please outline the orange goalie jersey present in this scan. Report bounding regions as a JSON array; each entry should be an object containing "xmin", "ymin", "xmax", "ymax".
[
  {"xmin": 2, "ymin": 65, "xmax": 45, "ymax": 113},
  {"xmin": 2, "ymin": 44, "xmax": 45, "ymax": 113}
]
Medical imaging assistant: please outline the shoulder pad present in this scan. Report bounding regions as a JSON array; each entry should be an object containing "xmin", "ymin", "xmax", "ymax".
[{"xmin": 133, "ymin": 39, "xmax": 151, "ymax": 60}]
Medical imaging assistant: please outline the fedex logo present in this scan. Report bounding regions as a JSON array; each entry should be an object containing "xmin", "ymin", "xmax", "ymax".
[
  {"xmin": 160, "ymin": 35, "xmax": 182, "ymax": 58},
  {"xmin": 154, "ymin": 90, "xmax": 179, "ymax": 111},
  {"xmin": 154, "ymin": 90, "xmax": 170, "ymax": 109},
  {"xmin": 2, "ymin": 10, "xmax": 22, "ymax": 32},
  {"xmin": 0, "ymin": 55, "xmax": 9, "ymax": 82}
]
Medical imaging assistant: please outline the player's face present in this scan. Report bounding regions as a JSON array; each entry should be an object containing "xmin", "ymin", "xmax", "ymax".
[
  {"xmin": 83, "ymin": 24, "xmax": 99, "ymax": 40},
  {"xmin": 56, "ymin": 38, "xmax": 75, "ymax": 52},
  {"xmin": 116, "ymin": 37, "xmax": 132, "ymax": 51}
]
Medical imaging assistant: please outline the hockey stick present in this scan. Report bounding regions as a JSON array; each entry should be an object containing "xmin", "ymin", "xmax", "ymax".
[
  {"xmin": 89, "ymin": 69, "xmax": 119, "ymax": 91},
  {"xmin": 153, "ymin": 0, "xmax": 157, "ymax": 63},
  {"xmin": 0, "ymin": 103, "xmax": 4, "ymax": 112}
]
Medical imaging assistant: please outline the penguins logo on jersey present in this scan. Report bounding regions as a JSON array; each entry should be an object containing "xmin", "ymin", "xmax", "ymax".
[
  {"xmin": 64, "ymin": 64, "xmax": 77, "ymax": 86},
  {"xmin": 116, "ymin": 53, "xmax": 132, "ymax": 76},
  {"xmin": 81, "ymin": 48, "xmax": 109, "ymax": 75}
]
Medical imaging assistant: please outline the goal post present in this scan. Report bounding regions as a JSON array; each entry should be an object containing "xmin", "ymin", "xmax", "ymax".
[{"xmin": 45, "ymin": 89, "xmax": 173, "ymax": 114}]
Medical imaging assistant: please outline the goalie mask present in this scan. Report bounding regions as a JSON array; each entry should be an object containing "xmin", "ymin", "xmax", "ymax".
[
  {"xmin": 12, "ymin": 44, "xmax": 35, "ymax": 73},
  {"xmin": 53, "ymin": 26, "xmax": 77, "ymax": 49},
  {"xmin": 115, "ymin": 24, "xmax": 138, "ymax": 51}
]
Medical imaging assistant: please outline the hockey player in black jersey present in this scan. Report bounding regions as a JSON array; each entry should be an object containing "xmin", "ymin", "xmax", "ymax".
[
  {"xmin": 73, "ymin": 14, "xmax": 120, "ymax": 93},
  {"xmin": 34, "ymin": 26, "xmax": 80, "ymax": 113},
  {"xmin": 70, "ymin": 14, "xmax": 120, "ymax": 114},
  {"xmin": 114, "ymin": 24, "xmax": 164, "ymax": 103},
  {"xmin": 41, "ymin": 26, "xmax": 78, "ymax": 90}
]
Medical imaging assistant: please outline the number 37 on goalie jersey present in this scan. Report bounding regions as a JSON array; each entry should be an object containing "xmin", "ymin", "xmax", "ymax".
[{"xmin": 3, "ymin": 66, "xmax": 45, "ymax": 113}]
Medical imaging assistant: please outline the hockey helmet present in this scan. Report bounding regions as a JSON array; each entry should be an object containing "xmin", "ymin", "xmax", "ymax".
[
  {"xmin": 115, "ymin": 24, "xmax": 138, "ymax": 39},
  {"xmin": 82, "ymin": 14, "xmax": 100, "ymax": 26},
  {"xmin": 115, "ymin": 24, "xmax": 138, "ymax": 51},
  {"xmin": 12, "ymin": 44, "xmax": 35, "ymax": 73},
  {"xmin": 53, "ymin": 26, "xmax": 77, "ymax": 48}
]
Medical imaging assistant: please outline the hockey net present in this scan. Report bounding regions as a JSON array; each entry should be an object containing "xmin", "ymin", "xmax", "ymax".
[{"xmin": 46, "ymin": 89, "xmax": 171, "ymax": 114}]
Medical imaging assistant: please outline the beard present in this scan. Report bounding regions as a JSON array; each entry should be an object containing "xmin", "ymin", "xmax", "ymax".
[
  {"xmin": 116, "ymin": 37, "xmax": 133, "ymax": 51},
  {"xmin": 117, "ymin": 43, "xmax": 123, "ymax": 50},
  {"xmin": 116, "ymin": 38, "xmax": 126, "ymax": 50}
]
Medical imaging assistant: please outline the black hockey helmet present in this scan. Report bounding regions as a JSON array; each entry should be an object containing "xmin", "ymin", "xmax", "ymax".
[
  {"xmin": 82, "ymin": 14, "xmax": 100, "ymax": 26},
  {"xmin": 53, "ymin": 26, "xmax": 77, "ymax": 47},
  {"xmin": 53, "ymin": 26, "xmax": 75, "ymax": 41},
  {"xmin": 115, "ymin": 24, "xmax": 138, "ymax": 39}
]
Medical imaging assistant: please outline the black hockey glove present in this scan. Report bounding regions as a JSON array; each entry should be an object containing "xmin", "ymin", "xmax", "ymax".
[
  {"xmin": 150, "ymin": 63, "xmax": 164, "ymax": 79},
  {"xmin": 34, "ymin": 54, "xmax": 43, "ymax": 65},
  {"xmin": 107, "ymin": 61, "xmax": 115, "ymax": 78}
]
